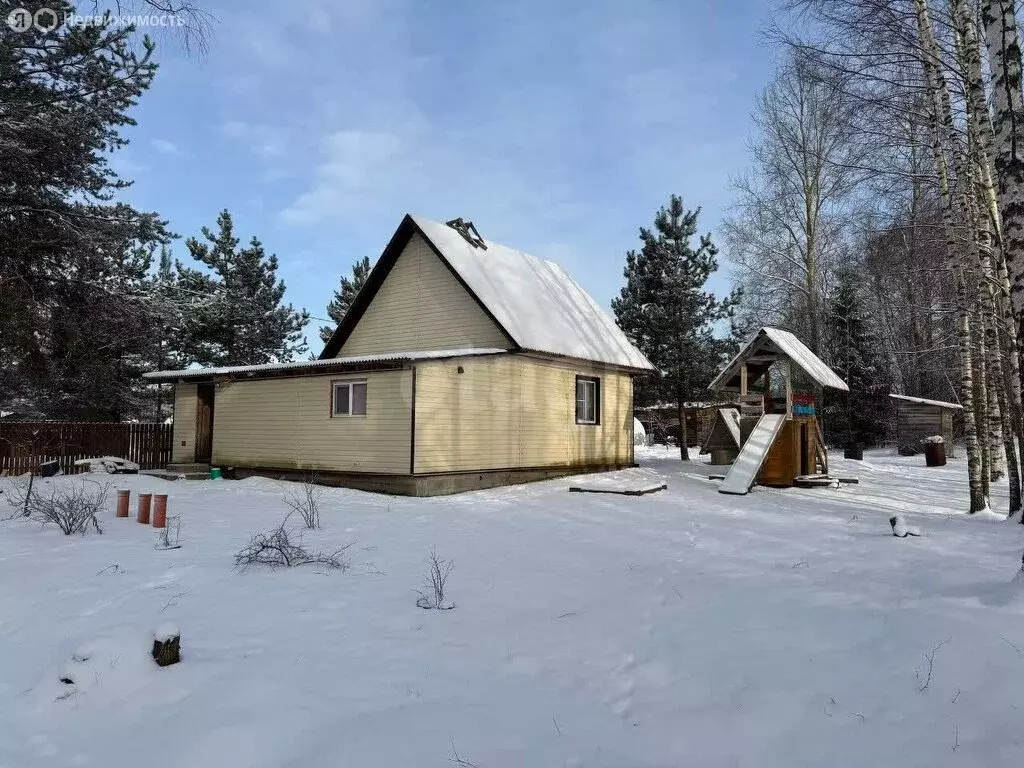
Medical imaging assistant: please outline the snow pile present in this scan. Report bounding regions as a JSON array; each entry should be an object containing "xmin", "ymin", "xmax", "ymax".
[
  {"xmin": 922, "ymin": 435, "xmax": 945, "ymax": 445},
  {"xmin": 153, "ymin": 623, "xmax": 180, "ymax": 643},
  {"xmin": 889, "ymin": 514, "xmax": 920, "ymax": 537},
  {"xmin": 31, "ymin": 631, "xmax": 162, "ymax": 707},
  {"xmin": 73, "ymin": 456, "xmax": 140, "ymax": 474},
  {"xmin": 632, "ymin": 417, "xmax": 647, "ymax": 446}
]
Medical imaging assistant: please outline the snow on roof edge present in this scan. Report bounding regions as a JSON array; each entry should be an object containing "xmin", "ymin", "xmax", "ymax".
[
  {"xmin": 143, "ymin": 348, "xmax": 507, "ymax": 380},
  {"xmin": 708, "ymin": 327, "xmax": 849, "ymax": 392},
  {"xmin": 889, "ymin": 393, "xmax": 963, "ymax": 410}
]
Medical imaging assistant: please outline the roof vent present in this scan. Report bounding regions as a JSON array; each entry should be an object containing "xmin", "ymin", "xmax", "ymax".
[{"xmin": 445, "ymin": 217, "xmax": 487, "ymax": 250}]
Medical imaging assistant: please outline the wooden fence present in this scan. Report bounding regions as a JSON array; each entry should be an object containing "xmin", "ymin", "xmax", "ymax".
[{"xmin": 0, "ymin": 421, "xmax": 173, "ymax": 476}]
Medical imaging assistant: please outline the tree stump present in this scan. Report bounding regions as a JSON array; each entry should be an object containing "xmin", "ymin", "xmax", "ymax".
[{"xmin": 152, "ymin": 624, "xmax": 180, "ymax": 667}]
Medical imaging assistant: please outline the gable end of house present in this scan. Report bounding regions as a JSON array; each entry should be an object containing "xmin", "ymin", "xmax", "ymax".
[{"xmin": 320, "ymin": 215, "xmax": 518, "ymax": 359}]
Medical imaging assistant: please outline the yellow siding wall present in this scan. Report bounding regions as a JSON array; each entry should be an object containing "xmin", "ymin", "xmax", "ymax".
[
  {"xmin": 172, "ymin": 383, "xmax": 197, "ymax": 463},
  {"xmin": 414, "ymin": 355, "xmax": 633, "ymax": 473},
  {"xmin": 339, "ymin": 233, "xmax": 510, "ymax": 356},
  {"xmin": 211, "ymin": 370, "xmax": 413, "ymax": 474}
]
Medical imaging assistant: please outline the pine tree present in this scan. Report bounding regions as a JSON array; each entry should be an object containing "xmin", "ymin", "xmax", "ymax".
[
  {"xmin": 137, "ymin": 246, "xmax": 195, "ymax": 420},
  {"xmin": 825, "ymin": 265, "xmax": 891, "ymax": 450},
  {"xmin": 0, "ymin": 2, "xmax": 168, "ymax": 418},
  {"xmin": 319, "ymin": 256, "xmax": 372, "ymax": 344},
  {"xmin": 613, "ymin": 195, "xmax": 739, "ymax": 460},
  {"xmin": 181, "ymin": 210, "xmax": 310, "ymax": 366}
]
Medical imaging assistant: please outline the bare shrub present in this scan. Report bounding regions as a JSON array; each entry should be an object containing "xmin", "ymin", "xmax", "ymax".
[
  {"xmin": 156, "ymin": 514, "xmax": 182, "ymax": 550},
  {"xmin": 417, "ymin": 547, "xmax": 455, "ymax": 610},
  {"xmin": 284, "ymin": 477, "xmax": 322, "ymax": 529},
  {"xmin": 7, "ymin": 478, "xmax": 108, "ymax": 535},
  {"xmin": 234, "ymin": 519, "xmax": 350, "ymax": 570},
  {"xmin": 4, "ymin": 474, "xmax": 34, "ymax": 519}
]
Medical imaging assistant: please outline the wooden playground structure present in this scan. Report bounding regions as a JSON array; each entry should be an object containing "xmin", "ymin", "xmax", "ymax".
[{"xmin": 703, "ymin": 327, "xmax": 850, "ymax": 495}]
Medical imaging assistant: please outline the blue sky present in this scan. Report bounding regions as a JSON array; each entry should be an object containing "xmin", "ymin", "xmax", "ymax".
[{"xmin": 115, "ymin": 0, "xmax": 777, "ymax": 355}]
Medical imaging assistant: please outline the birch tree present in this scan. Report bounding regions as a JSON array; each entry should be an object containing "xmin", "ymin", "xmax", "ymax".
[
  {"xmin": 981, "ymin": 0, "xmax": 1024, "ymax": 317},
  {"xmin": 773, "ymin": 0, "xmax": 1005, "ymax": 513},
  {"xmin": 724, "ymin": 56, "xmax": 863, "ymax": 353}
]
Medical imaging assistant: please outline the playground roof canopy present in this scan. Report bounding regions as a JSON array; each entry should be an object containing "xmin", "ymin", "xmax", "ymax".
[{"xmin": 708, "ymin": 327, "xmax": 849, "ymax": 393}]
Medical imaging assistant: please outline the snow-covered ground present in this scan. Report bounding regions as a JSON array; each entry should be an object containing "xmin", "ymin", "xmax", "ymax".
[{"xmin": 2, "ymin": 448, "xmax": 1024, "ymax": 767}]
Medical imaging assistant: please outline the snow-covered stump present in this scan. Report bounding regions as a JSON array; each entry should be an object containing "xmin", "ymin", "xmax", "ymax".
[
  {"xmin": 137, "ymin": 493, "xmax": 151, "ymax": 525},
  {"xmin": 890, "ymin": 515, "xmax": 921, "ymax": 538},
  {"xmin": 152, "ymin": 624, "xmax": 180, "ymax": 667},
  {"xmin": 116, "ymin": 489, "xmax": 130, "ymax": 518}
]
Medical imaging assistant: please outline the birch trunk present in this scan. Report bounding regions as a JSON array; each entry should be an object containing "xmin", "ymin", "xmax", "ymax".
[
  {"xmin": 999, "ymin": 251, "xmax": 1024, "ymax": 514},
  {"xmin": 956, "ymin": 0, "xmax": 1002, "ymax": 233},
  {"xmin": 959, "ymin": 287, "xmax": 988, "ymax": 511},
  {"xmin": 965, "ymin": 150, "xmax": 1008, "ymax": 480},
  {"xmin": 915, "ymin": 0, "xmax": 987, "ymax": 511},
  {"xmin": 974, "ymin": 311, "xmax": 993, "ymax": 495},
  {"xmin": 985, "ymin": 318, "xmax": 1007, "ymax": 480},
  {"xmin": 974, "ymin": 305, "xmax": 991, "ymax": 487},
  {"xmin": 958, "ymin": 0, "xmax": 1024, "ymax": 506},
  {"xmin": 992, "ymin": 313, "xmax": 1023, "ymax": 511},
  {"xmin": 981, "ymin": 0, "xmax": 1024, "ymax": 318}
]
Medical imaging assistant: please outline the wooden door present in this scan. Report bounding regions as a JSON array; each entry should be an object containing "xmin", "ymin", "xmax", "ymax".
[{"xmin": 194, "ymin": 384, "xmax": 215, "ymax": 463}]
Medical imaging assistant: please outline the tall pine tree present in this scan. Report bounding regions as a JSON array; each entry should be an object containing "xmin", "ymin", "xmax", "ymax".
[
  {"xmin": 0, "ymin": 1, "xmax": 169, "ymax": 418},
  {"xmin": 181, "ymin": 210, "xmax": 310, "ymax": 366},
  {"xmin": 825, "ymin": 265, "xmax": 891, "ymax": 450},
  {"xmin": 319, "ymin": 256, "xmax": 372, "ymax": 344},
  {"xmin": 613, "ymin": 195, "xmax": 739, "ymax": 460}
]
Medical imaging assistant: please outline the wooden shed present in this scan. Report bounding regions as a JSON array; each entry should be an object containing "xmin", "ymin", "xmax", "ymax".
[{"xmin": 889, "ymin": 394, "xmax": 961, "ymax": 457}]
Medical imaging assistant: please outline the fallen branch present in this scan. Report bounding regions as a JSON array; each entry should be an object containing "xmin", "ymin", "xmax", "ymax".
[{"xmin": 916, "ymin": 637, "xmax": 952, "ymax": 692}]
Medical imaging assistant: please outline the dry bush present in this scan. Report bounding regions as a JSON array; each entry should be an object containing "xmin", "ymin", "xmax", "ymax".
[
  {"xmin": 6, "ymin": 478, "xmax": 107, "ymax": 535},
  {"xmin": 283, "ymin": 477, "xmax": 321, "ymax": 529},
  {"xmin": 157, "ymin": 514, "xmax": 182, "ymax": 549},
  {"xmin": 416, "ymin": 547, "xmax": 455, "ymax": 610},
  {"xmin": 234, "ymin": 519, "xmax": 350, "ymax": 570}
]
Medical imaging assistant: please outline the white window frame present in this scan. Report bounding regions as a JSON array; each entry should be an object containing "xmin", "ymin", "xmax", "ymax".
[
  {"xmin": 575, "ymin": 376, "xmax": 599, "ymax": 425},
  {"xmin": 331, "ymin": 379, "xmax": 368, "ymax": 417}
]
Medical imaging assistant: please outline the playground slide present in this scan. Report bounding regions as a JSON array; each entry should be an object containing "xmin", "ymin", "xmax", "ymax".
[{"xmin": 718, "ymin": 413, "xmax": 786, "ymax": 495}]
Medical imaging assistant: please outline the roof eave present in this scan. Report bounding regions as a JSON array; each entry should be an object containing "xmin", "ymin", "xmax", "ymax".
[{"xmin": 515, "ymin": 348, "xmax": 656, "ymax": 375}]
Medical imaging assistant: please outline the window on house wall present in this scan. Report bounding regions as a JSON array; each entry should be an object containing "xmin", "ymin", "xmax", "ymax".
[
  {"xmin": 332, "ymin": 380, "xmax": 368, "ymax": 416},
  {"xmin": 575, "ymin": 376, "xmax": 600, "ymax": 425}
]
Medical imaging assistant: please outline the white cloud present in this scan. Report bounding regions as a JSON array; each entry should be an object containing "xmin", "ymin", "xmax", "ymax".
[
  {"xmin": 221, "ymin": 121, "xmax": 288, "ymax": 158},
  {"xmin": 280, "ymin": 130, "xmax": 406, "ymax": 225},
  {"xmin": 151, "ymin": 138, "xmax": 182, "ymax": 155}
]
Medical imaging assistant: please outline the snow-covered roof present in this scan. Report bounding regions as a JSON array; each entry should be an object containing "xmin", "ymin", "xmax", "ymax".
[
  {"xmin": 321, "ymin": 215, "xmax": 655, "ymax": 372},
  {"xmin": 412, "ymin": 217, "xmax": 655, "ymax": 371},
  {"xmin": 143, "ymin": 348, "xmax": 506, "ymax": 382},
  {"xmin": 709, "ymin": 327, "xmax": 849, "ymax": 392},
  {"xmin": 889, "ymin": 393, "xmax": 963, "ymax": 410}
]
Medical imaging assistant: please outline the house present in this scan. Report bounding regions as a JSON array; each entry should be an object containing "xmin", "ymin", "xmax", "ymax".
[
  {"xmin": 889, "ymin": 394, "xmax": 961, "ymax": 457},
  {"xmin": 707, "ymin": 327, "xmax": 849, "ymax": 494},
  {"xmin": 144, "ymin": 215, "xmax": 655, "ymax": 495}
]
